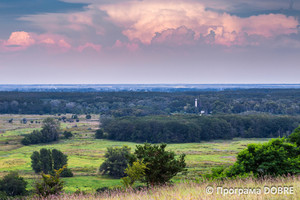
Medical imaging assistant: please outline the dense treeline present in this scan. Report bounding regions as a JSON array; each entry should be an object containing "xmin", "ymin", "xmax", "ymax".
[
  {"xmin": 101, "ymin": 115, "xmax": 300, "ymax": 143},
  {"xmin": 0, "ymin": 89, "xmax": 300, "ymax": 115}
]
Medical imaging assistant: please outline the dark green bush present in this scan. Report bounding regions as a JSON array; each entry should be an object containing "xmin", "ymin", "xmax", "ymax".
[
  {"xmin": 99, "ymin": 146, "xmax": 135, "ymax": 178},
  {"xmin": 134, "ymin": 143, "xmax": 186, "ymax": 186},
  {"xmin": 21, "ymin": 118, "xmax": 60, "ymax": 145},
  {"xmin": 289, "ymin": 126, "xmax": 300, "ymax": 147},
  {"xmin": 60, "ymin": 168, "xmax": 73, "ymax": 177},
  {"xmin": 63, "ymin": 131, "xmax": 73, "ymax": 139},
  {"xmin": 95, "ymin": 129, "xmax": 104, "ymax": 139},
  {"xmin": 0, "ymin": 171, "xmax": 27, "ymax": 197},
  {"xmin": 210, "ymin": 138, "xmax": 300, "ymax": 178},
  {"xmin": 31, "ymin": 148, "xmax": 73, "ymax": 177},
  {"xmin": 86, "ymin": 114, "xmax": 91, "ymax": 119}
]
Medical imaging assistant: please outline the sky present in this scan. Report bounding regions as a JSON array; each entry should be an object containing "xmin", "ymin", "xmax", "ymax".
[{"xmin": 0, "ymin": 0, "xmax": 300, "ymax": 84}]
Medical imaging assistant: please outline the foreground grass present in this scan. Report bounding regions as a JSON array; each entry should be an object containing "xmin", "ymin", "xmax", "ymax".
[{"xmin": 29, "ymin": 176, "xmax": 300, "ymax": 200}]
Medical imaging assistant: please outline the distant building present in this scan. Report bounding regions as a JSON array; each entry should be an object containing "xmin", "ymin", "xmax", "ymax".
[{"xmin": 195, "ymin": 99, "xmax": 198, "ymax": 108}]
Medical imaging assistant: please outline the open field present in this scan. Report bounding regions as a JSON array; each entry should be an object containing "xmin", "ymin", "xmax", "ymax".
[{"xmin": 0, "ymin": 114, "xmax": 270, "ymax": 193}]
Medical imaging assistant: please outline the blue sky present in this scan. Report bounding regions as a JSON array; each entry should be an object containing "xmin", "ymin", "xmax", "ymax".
[{"xmin": 0, "ymin": 0, "xmax": 300, "ymax": 84}]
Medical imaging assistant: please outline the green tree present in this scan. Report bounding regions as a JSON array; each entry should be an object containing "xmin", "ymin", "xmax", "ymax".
[
  {"xmin": 21, "ymin": 118, "xmax": 60, "ymax": 145},
  {"xmin": 86, "ymin": 114, "xmax": 91, "ymax": 119},
  {"xmin": 63, "ymin": 131, "xmax": 73, "ymax": 139},
  {"xmin": 121, "ymin": 160, "xmax": 148, "ymax": 188},
  {"xmin": 134, "ymin": 143, "xmax": 186, "ymax": 186},
  {"xmin": 0, "ymin": 171, "xmax": 27, "ymax": 197},
  {"xmin": 289, "ymin": 126, "xmax": 300, "ymax": 147},
  {"xmin": 40, "ymin": 149, "xmax": 53, "ymax": 174},
  {"xmin": 31, "ymin": 149, "xmax": 73, "ymax": 177},
  {"xmin": 41, "ymin": 118, "xmax": 60, "ymax": 143},
  {"xmin": 31, "ymin": 151, "xmax": 41, "ymax": 173},
  {"xmin": 95, "ymin": 129, "xmax": 104, "ymax": 139},
  {"xmin": 52, "ymin": 149, "xmax": 67, "ymax": 170},
  {"xmin": 35, "ymin": 166, "xmax": 66, "ymax": 197},
  {"xmin": 71, "ymin": 114, "xmax": 78, "ymax": 119},
  {"xmin": 223, "ymin": 139, "xmax": 300, "ymax": 177},
  {"xmin": 99, "ymin": 146, "xmax": 135, "ymax": 178},
  {"xmin": 52, "ymin": 149, "xmax": 73, "ymax": 177}
]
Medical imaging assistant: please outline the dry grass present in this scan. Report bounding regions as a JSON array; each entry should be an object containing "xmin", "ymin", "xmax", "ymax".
[{"xmin": 29, "ymin": 176, "xmax": 300, "ymax": 200}]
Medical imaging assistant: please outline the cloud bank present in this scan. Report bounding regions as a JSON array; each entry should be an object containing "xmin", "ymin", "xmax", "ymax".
[
  {"xmin": 101, "ymin": 1, "xmax": 298, "ymax": 46},
  {"xmin": 1, "ymin": 0, "xmax": 300, "ymax": 84}
]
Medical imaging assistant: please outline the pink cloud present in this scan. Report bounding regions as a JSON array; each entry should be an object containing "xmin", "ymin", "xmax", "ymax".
[
  {"xmin": 101, "ymin": 1, "xmax": 299, "ymax": 46},
  {"xmin": 113, "ymin": 40, "xmax": 139, "ymax": 51},
  {"xmin": 6, "ymin": 31, "xmax": 35, "ymax": 47},
  {"xmin": 77, "ymin": 42, "xmax": 102, "ymax": 52},
  {"xmin": 58, "ymin": 39, "xmax": 71, "ymax": 49},
  {"xmin": 1, "ymin": 31, "xmax": 35, "ymax": 51},
  {"xmin": 39, "ymin": 38, "xmax": 56, "ymax": 45},
  {"xmin": 152, "ymin": 26, "xmax": 196, "ymax": 46},
  {"xmin": 0, "ymin": 32, "xmax": 72, "ymax": 53}
]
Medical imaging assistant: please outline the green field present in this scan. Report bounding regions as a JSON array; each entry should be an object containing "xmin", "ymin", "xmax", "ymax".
[{"xmin": 0, "ymin": 114, "xmax": 270, "ymax": 193}]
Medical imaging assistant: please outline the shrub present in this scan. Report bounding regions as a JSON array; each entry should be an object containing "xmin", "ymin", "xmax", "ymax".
[
  {"xmin": 121, "ymin": 160, "xmax": 148, "ymax": 188},
  {"xmin": 134, "ymin": 143, "xmax": 186, "ymax": 186},
  {"xmin": 0, "ymin": 171, "xmax": 27, "ymax": 197},
  {"xmin": 21, "ymin": 118, "xmax": 60, "ymax": 145},
  {"xmin": 21, "ymin": 130, "xmax": 43, "ymax": 145},
  {"xmin": 99, "ymin": 146, "xmax": 135, "ymax": 178},
  {"xmin": 86, "ymin": 114, "xmax": 91, "ymax": 119},
  {"xmin": 289, "ymin": 126, "xmax": 300, "ymax": 147},
  {"xmin": 95, "ymin": 129, "xmax": 104, "ymax": 139},
  {"xmin": 214, "ymin": 138, "xmax": 300, "ymax": 178},
  {"xmin": 63, "ymin": 131, "xmax": 73, "ymax": 139},
  {"xmin": 71, "ymin": 114, "xmax": 78, "ymax": 119},
  {"xmin": 60, "ymin": 168, "xmax": 73, "ymax": 177},
  {"xmin": 35, "ymin": 166, "xmax": 65, "ymax": 197}
]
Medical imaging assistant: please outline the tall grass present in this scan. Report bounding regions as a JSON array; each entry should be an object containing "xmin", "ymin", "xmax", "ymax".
[{"xmin": 29, "ymin": 175, "xmax": 299, "ymax": 200}]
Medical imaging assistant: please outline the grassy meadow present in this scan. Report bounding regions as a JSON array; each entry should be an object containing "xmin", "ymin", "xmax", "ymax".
[
  {"xmin": 0, "ymin": 114, "xmax": 271, "ymax": 193},
  {"xmin": 33, "ymin": 176, "xmax": 300, "ymax": 200}
]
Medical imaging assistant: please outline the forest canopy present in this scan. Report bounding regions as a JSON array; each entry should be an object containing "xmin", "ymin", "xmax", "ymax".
[{"xmin": 0, "ymin": 89, "xmax": 300, "ymax": 115}]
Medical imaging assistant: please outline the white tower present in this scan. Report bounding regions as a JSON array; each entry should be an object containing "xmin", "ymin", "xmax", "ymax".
[{"xmin": 195, "ymin": 99, "xmax": 198, "ymax": 108}]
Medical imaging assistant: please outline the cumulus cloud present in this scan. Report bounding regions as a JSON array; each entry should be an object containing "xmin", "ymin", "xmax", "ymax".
[
  {"xmin": 78, "ymin": 42, "xmax": 101, "ymax": 52},
  {"xmin": 0, "ymin": 31, "xmax": 36, "ymax": 52},
  {"xmin": 0, "ymin": 31, "xmax": 72, "ymax": 52},
  {"xmin": 6, "ymin": 31, "xmax": 35, "ymax": 47},
  {"xmin": 152, "ymin": 26, "xmax": 196, "ymax": 46},
  {"xmin": 101, "ymin": 0, "xmax": 299, "ymax": 46},
  {"xmin": 112, "ymin": 40, "xmax": 139, "ymax": 51},
  {"xmin": 2, "ymin": 0, "xmax": 299, "ymax": 53}
]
